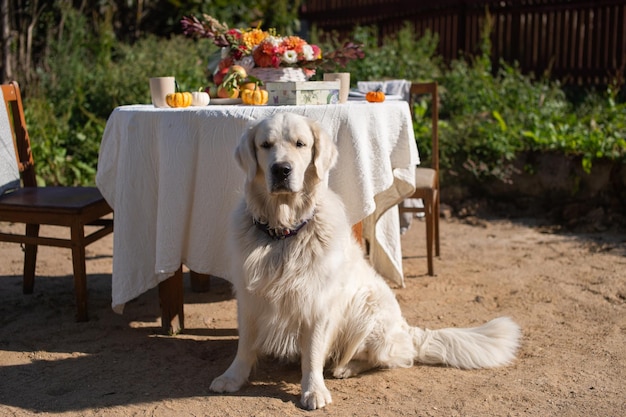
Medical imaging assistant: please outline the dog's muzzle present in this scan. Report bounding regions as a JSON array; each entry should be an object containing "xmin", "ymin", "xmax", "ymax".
[{"xmin": 270, "ymin": 162, "xmax": 292, "ymax": 191}]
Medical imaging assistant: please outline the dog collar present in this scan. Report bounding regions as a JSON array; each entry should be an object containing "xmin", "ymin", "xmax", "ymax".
[{"xmin": 253, "ymin": 214, "xmax": 313, "ymax": 240}]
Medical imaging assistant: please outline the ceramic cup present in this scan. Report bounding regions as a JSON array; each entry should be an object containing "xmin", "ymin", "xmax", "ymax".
[
  {"xmin": 323, "ymin": 72, "xmax": 350, "ymax": 103},
  {"xmin": 149, "ymin": 77, "xmax": 176, "ymax": 108}
]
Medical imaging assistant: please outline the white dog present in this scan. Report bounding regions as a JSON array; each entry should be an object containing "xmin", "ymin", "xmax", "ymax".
[{"xmin": 210, "ymin": 113, "xmax": 521, "ymax": 410}]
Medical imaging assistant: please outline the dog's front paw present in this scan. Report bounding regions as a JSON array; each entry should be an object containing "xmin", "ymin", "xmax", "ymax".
[
  {"xmin": 301, "ymin": 386, "xmax": 332, "ymax": 410},
  {"xmin": 333, "ymin": 365, "xmax": 355, "ymax": 379},
  {"xmin": 333, "ymin": 360, "xmax": 369, "ymax": 379},
  {"xmin": 210, "ymin": 374, "xmax": 246, "ymax": 393}
]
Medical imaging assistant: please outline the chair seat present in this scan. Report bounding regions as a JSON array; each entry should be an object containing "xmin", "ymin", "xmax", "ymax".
[
  {"xmin": 414, "ymin": 167, "xmax": 437, "ymax": 189},
  {"xmin": 0, "ymin": 187, "xmax": 107, "ymax": 212}
]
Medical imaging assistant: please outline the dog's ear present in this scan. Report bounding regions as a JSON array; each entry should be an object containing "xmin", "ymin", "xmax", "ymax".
[
  {"xmin": 235, "ymin": 122, "xmax": 258, "ymax": 180},
  {"xmin": 310, "ymin": 119, "xmax": 338, "ymax": 180}
]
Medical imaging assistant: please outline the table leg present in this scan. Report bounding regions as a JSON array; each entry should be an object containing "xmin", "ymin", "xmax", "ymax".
[
  {"xmin": 158, "ymin": 266, "xmax": 184, "ymax": 334},
  {"xmin": 190, "ymin": 271, "xmax": 211, "ymax": 292}
]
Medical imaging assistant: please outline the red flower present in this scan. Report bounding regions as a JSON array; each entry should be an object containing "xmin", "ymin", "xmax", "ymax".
[
  {"xmin": 226, "ymin": 29, "xmax": 241, "ymax": 39},
  {"xmin": 252, "ymin": 47, "xmax": 274, "ymax": 68}
]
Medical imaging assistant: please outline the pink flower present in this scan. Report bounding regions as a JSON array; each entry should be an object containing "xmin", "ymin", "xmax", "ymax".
[{"xmin": 311, "ymin": 45, "xmax": 322, "ymax": 59}]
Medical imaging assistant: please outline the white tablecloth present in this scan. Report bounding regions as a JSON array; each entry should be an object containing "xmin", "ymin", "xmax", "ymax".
[{"xmin": 96, "ymin": 101, "xmax": 419, "ymax": 313}]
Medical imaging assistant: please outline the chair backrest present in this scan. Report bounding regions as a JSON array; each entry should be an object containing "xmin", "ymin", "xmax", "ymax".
[
  {"xmin": 409, "ymin": 82, "xmax": 439, "ymax": 175},
  {"xmin": 1, "ymin": 81, "xmax": 37, "ymax": 190}
]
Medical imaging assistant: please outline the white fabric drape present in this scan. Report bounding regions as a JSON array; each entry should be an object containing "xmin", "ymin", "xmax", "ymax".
[{"xmin": 97, "ymin": 102, "xmax": 419, "ymax": 312}]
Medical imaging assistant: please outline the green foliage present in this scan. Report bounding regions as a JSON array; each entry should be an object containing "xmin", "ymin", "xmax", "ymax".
[
  {"xmin": 180, "ymin": 0, "xmax": 302, "ymax": 35},
  {"xmin": 105, "ymin": 36, "xmax": 215, "ymax": 107},
  {"xmin": 312, "ymin": 24, "xmax": 441, "ymax": 84},
  {"xmin": 20, "ymin": 5, "xmax": 626, "ymax": 187},
  {"xmin": 411, "ymin": 95, "xmax": 447, "ymax": 169},
  {"xmin": 520, "ymin": 93, "xmax": 626, "ymax": 172},
  {"xmin": 440, "ymin": 54, "xmax": 626, "ymax": 181},
  {"xmin": 25, "ymin": 6, "xmax": 214, "ymax": 185},
  {"xmin": 347, "ymin": 24, "xmax": 441, "ymax": 83},
  {"xmin": 26, "ymin": 7, "xmax": 103, "ymax": 186}
]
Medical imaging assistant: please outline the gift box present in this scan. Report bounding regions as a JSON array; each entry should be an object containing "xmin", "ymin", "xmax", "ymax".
[{"xmin": 265, "ymin": 81, "xmax": 340, "ymax": 105}]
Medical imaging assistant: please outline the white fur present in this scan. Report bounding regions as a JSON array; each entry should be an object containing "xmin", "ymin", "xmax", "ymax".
[{"xmin": 210, "ymin": 113, "xmax": 521, "ymax": 410}]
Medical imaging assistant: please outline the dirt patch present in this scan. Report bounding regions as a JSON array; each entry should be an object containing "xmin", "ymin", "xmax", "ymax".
[{"xmin": 1, "ymin": 215, "xmax": 625, "ymax": 416}]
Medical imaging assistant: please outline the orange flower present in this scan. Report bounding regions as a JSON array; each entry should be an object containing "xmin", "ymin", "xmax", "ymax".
[
  {"xmin": 242, "ymin": 28, "xmax": 268, "ymax": 49},
  {"xmin": 253, "ymin": 46, "xmax": 276, "ymax": 68},
  {"xmin": 282, "ymin": 36, "xmax": 306, "ymax": 53}
]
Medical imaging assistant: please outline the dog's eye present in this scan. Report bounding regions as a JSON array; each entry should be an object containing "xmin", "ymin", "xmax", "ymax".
[
  {"xmin": 296, "ymin": 140, "xmax": 305, "ymax": 148},
  {"xmin": 260, "ymin": 141, "xmax": 272, "ymax": 149}
]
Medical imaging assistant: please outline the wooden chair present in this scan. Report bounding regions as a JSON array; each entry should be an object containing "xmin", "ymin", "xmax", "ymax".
[
  {"xmin": 399, "ymin": 82, "xmax": 440, "ymax": 276},
  {"xmin": 0, "ymin": 81, "xmax": 113, "ymax": 321}
]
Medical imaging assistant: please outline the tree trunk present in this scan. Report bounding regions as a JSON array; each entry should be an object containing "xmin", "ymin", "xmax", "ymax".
[{"xmin": 1, "ymin": 0, "xmax": 12, "ymax": 82}]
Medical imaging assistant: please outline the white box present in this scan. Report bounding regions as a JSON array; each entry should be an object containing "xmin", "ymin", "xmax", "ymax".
[{"xmin": 266, "ymin": 81, "xmax": 340, "ymax": 105}]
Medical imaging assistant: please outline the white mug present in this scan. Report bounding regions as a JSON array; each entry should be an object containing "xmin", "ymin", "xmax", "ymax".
[{"xmin": 149, "ymin": 77, "xmax": 175, "ymax": 108}]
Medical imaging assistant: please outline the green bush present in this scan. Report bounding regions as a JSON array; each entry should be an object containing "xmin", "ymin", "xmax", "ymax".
[
  {"xmin": 439, "ymin": 57, "xmax": 565, "ymax": 181},
  {"xmin": 522, "ymin": 86, "xmax": 626, "ymax": 173},
  {"xmin": 21, "ymin": 9, "xmax": 626, "ymax": 188},
  {"xmin": 440, "ymin": 55, "xmax": 626, "ymax": 182},
  {"xmin": 26, "ymin": 7, "xmax": 214, "ymax": 185},
  {"xmin": 312, "ymin": 24, "xmax": 442, "ymax": 84}
]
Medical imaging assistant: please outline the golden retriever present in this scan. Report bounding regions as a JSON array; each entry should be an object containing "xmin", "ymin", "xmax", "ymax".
[{"xmin": 209, "ymin": 113, "xmax": 521, "ymax": 410}]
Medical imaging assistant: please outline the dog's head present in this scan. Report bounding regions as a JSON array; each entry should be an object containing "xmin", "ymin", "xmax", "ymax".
[{"xmin": 235, "ymin": 113, "xmax": 337, "ymax": 195}]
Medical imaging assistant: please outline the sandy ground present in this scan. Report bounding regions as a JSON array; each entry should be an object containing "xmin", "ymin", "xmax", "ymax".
[{"xmin": 0, "ymin": 213, "xmax": 625, "ymax": 417}]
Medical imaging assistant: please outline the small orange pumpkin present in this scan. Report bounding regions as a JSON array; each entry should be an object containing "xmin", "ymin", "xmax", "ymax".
[
  {"xmin": 166, "ymin": 81, "xmax": 192, "ymax": 107},
  {"xmin": 241, "ymin": 87, "xmax": 269, "ymax": 105},
  {"xmin": 166, "ymin": 91, "xmax": 192, "ymax": 107},
  {"xmin": 365, "ymin": 90, "xmax": 386, "ymax": 103}
]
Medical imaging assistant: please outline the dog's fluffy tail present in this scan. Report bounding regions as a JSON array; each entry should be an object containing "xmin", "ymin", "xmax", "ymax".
[{"xmin": 410, "ymin": 317, "xmax": 521, "ymax": 369}]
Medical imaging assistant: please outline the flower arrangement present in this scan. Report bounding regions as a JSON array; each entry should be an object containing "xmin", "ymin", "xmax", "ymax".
[
  {"xmin": 252, "ymin": 35, "xmax": 321, "ymax": 70},
  {"xmin": 181, "ymin": 14, "xmax": 363, "ymax": 80}
]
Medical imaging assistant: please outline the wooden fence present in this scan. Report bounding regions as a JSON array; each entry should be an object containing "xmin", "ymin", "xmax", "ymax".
[{"xmin": 300, "ymin": 0, "xmax": 626, "ymax": 85}]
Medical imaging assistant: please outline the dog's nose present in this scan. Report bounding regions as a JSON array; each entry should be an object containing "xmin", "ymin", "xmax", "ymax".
[{"xmin": 271, "ymin": 162, "xmax": 292, "ymax": 180}]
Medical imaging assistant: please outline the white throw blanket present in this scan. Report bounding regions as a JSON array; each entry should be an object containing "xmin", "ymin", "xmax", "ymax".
[
  {"xmin": 357, "ymin": 80, "xmax": 424, "ymax": 232},
  {"xmin": 0, "ymin": 89, "xmax": 21, "ymax": 195},
  {"xmin": 97, "ymin": 102, "xmax": 419, "ymax": 312}
]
